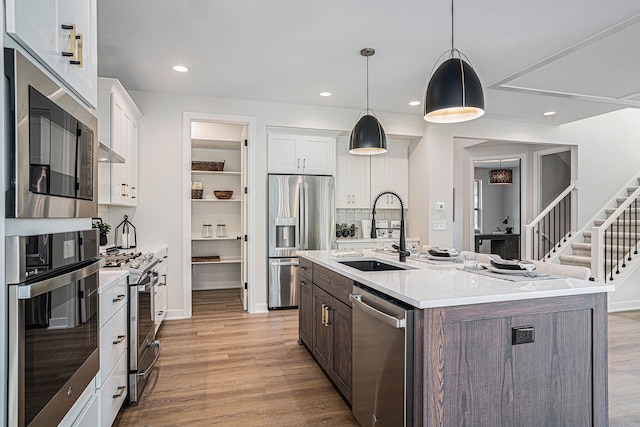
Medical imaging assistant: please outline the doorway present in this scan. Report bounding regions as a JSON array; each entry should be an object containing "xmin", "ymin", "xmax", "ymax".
[
  {"xmin": 473, "ymin": 158, "xmax": 521, "ymax": 259},
  {"xmin": 182, "ymin": 113, "xmax": 254, "ymax": 317}
]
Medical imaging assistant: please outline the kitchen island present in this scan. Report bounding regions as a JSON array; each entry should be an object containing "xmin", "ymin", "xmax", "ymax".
[{"xmin": 298, "ymin": 249, "xmax": 614, "ymax": 426}]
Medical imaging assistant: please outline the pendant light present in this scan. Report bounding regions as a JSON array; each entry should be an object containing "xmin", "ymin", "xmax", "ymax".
[
  {"xmin": 350, "ymin": 48, "xmax": 387, "ymax": 155},
  {"xmin": 489, "ymin": 160, "xmax": 513, "ymax": 185},
  {"xmin": 424, "ymin": 0, "xmax": 484, "ymax": 123}
]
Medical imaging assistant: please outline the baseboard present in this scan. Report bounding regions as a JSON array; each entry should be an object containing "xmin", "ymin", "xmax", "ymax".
[
  {"xmin": 164, "ymin": 308, "xmax": 189, "ymax": 320},
  {"xmin": 608, "ymin": 299, "xmax": 640, "ymax": 313},
  {"xmin": 251, "ymin": 303, "xmax": 269, "ymax": 314}
]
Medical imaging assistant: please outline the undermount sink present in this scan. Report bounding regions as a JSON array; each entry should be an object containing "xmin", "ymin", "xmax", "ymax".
[{"xmin": 338, "ymin": 259, "xmax": 415, "ymax": 272}]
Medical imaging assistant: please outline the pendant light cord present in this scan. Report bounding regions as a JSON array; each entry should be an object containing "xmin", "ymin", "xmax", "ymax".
[
  {"xmin": 366, "ymin": 54, "xmax": 370, "ymax": 111},
  {"xmin": 451, "ymin": 0, "xmax": 454, "ymax": 52}
]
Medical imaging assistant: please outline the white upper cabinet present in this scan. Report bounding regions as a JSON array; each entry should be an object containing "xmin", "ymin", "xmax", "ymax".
[
  {"xmin": 97, "ymin": 78, "xmax": 142, "ymax": 206},
  {"xmin": 370, "ymin": 141, "xmax": 409, "ymax": 209},
  {"xmin": 335, "ymin": 140, "xmax": 370, "ymax": 209},
  {"xmin": 6, "ymin": 0, "xmax": 98, "ymax": 108},
  {"xmin": 268, "ymin": 134, "xmax": 335, "ymax": 175}
]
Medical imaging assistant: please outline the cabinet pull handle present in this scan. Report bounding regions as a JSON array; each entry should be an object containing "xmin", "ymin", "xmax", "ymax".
[
  {"xmin": 324, "ymin": 306, "xmax": 330, "ymax": 327},
  {"xmin": 321, "ymin": 304, "xmax": 326, "ymax": 325},
  {"xmin": 158, "ymin": 310, "xmax": 164, "ymax": 316},
  {"xmin": 131, "ymin": 186, "xmax": 136, "ymax": 199},
  {"xmin": 297, "ymin": 158, "xmax": 300, "ymax": 169},
  {"xmin": 112, "ymin": 294, "xmax": 126, "ymax": 303},
  {"xmin": 69, "ymin": 34, "xmax": 83, "ymax": 67},
  {"xmin": 161, "ymin": 274, "xmax": 167, "ymax": 285},
  {"xmin": 303, "ymin": 158, "xmax": 306, "ymax": 169},
  {"xmin": 60, "ymin": 24, "xmax": 76, "ymax": 59},
  {"xmin": 113, "ymin": 335, "xmax": 126, "ymax": 345},
  {"xmin": 113, "ymin": 386, "xmax": 126, "ymax": 399},
  {"xmin": 121, "ymin": 183, "xmax": 127, "ymax": 197}
]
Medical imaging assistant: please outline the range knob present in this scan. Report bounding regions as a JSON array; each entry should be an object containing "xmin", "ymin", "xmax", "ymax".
[{"xmin": 130, "ymin": 260, "xmax": 141, "ymax": 269}]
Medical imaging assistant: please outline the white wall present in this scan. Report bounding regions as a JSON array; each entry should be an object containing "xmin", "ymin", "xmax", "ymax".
[
  {"xmin": 558, "ymin": 108, "xmax": 640, "ymax": 227},
  {"xmin": 126, "ymin": 90, "xmax": 424, "ymax": 316}
]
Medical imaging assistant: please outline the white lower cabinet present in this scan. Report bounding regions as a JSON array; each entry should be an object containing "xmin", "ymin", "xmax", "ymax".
[
  {"xmin": 100, "ymin": 351, "xmax": 129, "ymax": 427},
  {"xmin": 71, "ymin": 389, "xmax": 99, "ymax": 427},
  {"xmin": 97, "ymin": 271, "xmax": 129, "ymax": 426}
]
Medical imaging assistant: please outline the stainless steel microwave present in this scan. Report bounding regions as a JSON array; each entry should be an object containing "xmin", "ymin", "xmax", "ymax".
[{"xmin": 4, "ymin": 48, "xmax": 98, "ymax": 218}]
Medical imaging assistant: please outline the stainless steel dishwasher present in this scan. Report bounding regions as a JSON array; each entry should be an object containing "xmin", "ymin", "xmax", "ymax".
[{"xmin": 349, "ymin": 283, "xmax": 413, "ymax": 427}]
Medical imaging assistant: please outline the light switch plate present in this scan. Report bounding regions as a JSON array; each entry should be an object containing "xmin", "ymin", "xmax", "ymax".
[{"xmin": 433, "ymin": 221, "xmax": 446, "ymax": 230}]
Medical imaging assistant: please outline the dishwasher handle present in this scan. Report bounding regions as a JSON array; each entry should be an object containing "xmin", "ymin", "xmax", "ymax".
[{"xmin": 349, "ymin": 294, "xmax": 406, "ymax": 329}]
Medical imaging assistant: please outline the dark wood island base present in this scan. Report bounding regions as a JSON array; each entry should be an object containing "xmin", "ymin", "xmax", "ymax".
[{"xmin": 413, "ymin": 293, "xmax": 608, "ymax": 426}]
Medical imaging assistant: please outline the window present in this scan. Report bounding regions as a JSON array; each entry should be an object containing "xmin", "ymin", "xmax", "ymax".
[{"xmin": 473, "ymin": 179, "xmax": 482, "ymax": 232}]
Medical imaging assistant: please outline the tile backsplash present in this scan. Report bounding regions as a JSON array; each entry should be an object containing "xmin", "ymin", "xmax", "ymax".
[{"xmin": 336, "ymin": 208, "xmax": 404, "ymax": 238}]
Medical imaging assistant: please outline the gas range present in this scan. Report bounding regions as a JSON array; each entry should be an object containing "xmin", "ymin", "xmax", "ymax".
[{"xmin": 100, "ymin": 249, "xmax": 159, "ymax": 284}]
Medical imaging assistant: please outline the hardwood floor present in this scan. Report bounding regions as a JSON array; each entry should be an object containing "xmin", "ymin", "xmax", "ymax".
[
  {"xmin": 114, "ymin": 290, "xmax": 640, "ymax": 426},
  {"xmin": 113, "ymin": 289, "xmax": 358, "ymax": 426},
  {"xmin": 609, "ymin": 310, "xmax": 640, "ymax": 427}
]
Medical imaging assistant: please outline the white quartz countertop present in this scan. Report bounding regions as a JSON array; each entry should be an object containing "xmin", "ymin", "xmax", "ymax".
[
  {"xmin": 336, "ymin": 237, "xmax": 419, "ymax": 243},
  {"xmin": 299, "ymin": 250, "xmax": 614, "ymax": 309}
]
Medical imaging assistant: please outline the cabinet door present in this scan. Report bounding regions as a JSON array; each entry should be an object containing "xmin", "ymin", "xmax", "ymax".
[
  {"xmin": 329, "ymin": 298, "xmax": 352, "ymax": 403},
  {"xmin": 300, "ymin": 136, "xmax": 334, "ymax": 175},
  {"xmin": 60, "ymin": 0, "xmax": 97, "ymax": 107},
  {"xmin": 298, "ymin": 277, "xmax": 313, "ymax": 348},
  {"xmin": 6, "ymin": 0, "xmax": 64, "ymax": 80},
  {"xmin": 128, "ymin": 118, "xmax": 139, "ymax": 206},
  {"xmin": 335, "ymin": 140, "xmax": 370, "ymax": 209},
  {"xmin": 312, "ymin": 285, "xmax": 332, "ymax": 370},
  {"xmin": 268, "ymin": 134, "xmax": 300, "ymax": 174},
  {"xmin": 370, "ymin": 142, "xmax": 408, "ymax": 209}
]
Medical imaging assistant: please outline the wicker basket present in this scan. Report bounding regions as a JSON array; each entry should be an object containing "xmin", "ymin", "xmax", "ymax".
[
  {"xmin": 191, "ymin": 189, "xmax": 203, "ymax": 199},
  {"xmin": 192, "ymin": 161, "xmax": 224, "ymax": 171}
]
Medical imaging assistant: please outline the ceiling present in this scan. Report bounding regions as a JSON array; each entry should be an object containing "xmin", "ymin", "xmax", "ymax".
[{"xmin": 97, "ymin": 0, "xmax": 640, "ymax": 126}]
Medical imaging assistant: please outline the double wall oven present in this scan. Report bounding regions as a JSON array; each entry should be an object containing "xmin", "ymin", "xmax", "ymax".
[
  {"xmin": 4, "ymin": 48, "xmax": 100, "ymax": 426},
  {"xmin": 6, "ymin": 231, "xmax": 102, "ymax": 426}
]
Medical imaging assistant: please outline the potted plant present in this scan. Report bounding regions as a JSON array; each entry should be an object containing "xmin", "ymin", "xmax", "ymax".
[
  {"xmin": 93, "ymin": 220, "xmax": 111, "ymax": 245},
  {"xmin": 349, "ymin": 224, "xmax": 358, "ymax": 237},
  {"xmin": 340, "ymin": 223, "xmax": 350, "ymax": 238}
]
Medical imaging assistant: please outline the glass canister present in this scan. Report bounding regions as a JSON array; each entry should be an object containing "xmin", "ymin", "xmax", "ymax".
[
  {"xmin": 202, "ymin": 220, "xmax": 213, "ymax": 238},
  {"xmin": 216, "ymin": 223, "xmax": 227, "ymax": 238}
]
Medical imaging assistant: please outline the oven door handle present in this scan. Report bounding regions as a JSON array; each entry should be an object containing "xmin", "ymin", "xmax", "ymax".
[
  {"xmin": 18, "ymin": 259, "xmax": 104, "ymax": 299},
  {"xmin": 137, "ymin": 272, "xmax": 159, "ymax": 291},
  {"xmin": 136, "ymin": 340, "xmax": 161, "ymax": 379}
]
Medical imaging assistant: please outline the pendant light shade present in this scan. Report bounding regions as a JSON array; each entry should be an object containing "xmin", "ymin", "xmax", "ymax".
[
  {"xmin": 424, "ymin": 56, "xmax": 484, "ymax": 123},
  {"xmin": 423, "ymin": 0, "xmax": 485, "ymax": 124},
  {"xmin": 350, "ymin": 114, "xmax": 387, "ymax": 154},
  {"xmin": 350, "ymin": 48, "xmax": 387, "ymax": 155},
  {"xmin": 489, "ymin": 160, "xmax": 513, "ymax": 185}
]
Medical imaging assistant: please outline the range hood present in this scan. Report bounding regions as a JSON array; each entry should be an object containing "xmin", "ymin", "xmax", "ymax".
[{"xmin": 98, "ymin": 142, "xmax": 125, "ymax": 163}]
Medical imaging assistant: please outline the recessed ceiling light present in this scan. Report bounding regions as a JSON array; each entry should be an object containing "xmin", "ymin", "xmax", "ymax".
[
  {"xmin": 409, "ymin": 101, "xmax": 421, "ymax": 106},
  {"xmin": 319, "ymin": 92, "xmax": 332, "ymax": 97},
  {"xmin": 172, "ymin": 65, "xmax": 189, "ymax": 73},
  {"xmin": 543, "ymin": 111, "xmax": 556, "ymax": 116}
]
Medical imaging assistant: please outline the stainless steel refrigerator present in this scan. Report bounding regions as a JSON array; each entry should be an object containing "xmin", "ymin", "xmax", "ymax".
[{"xmin": 268, "ymin": 174, "xmax": 335, "ymax": 308}]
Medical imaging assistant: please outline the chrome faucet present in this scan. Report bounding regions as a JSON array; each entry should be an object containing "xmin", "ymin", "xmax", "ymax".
[{"xmin": 371, "ymin": 191, "xmax": 410, "ymax": 262}]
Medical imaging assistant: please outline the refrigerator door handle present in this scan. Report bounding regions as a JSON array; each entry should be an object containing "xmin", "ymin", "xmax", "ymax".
[
  {"xmin": 299, "ymin": 184, "xmax": 305, "ymax": 250},
  {"xmin": 304, "ymin": 183, "xmax": 310, "ymax": 250}
]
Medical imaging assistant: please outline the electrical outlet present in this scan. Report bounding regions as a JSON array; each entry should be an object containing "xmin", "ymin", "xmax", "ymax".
[
  {"xmin": 432, "ymin": 221, "xmax": 446, "ymax": 230},
  {"xmin": 512, "ymin": 326, "xmax": 535, "ymax": 345}
]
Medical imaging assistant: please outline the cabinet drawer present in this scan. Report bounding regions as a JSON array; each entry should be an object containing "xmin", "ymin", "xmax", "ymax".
[
  {"xmin": 100, "ymin": 350, "xmax": 128, "ymax": 427},
  {"xmin": 97, "ymin": 304, "xmax": 128, "ymax": 386},
  {"xmin": 298, "ymin": 257, "xmax": 313, "ymax": 281},
  {"xmin": 99, "ymin": 276, "xmax": 128, "ymax": 327},
  {"xmin": 313, "ymin": 264, "xmax": 352, "ymax": 306}
]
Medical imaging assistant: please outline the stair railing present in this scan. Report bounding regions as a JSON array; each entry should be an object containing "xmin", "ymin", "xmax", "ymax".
[
  {"xmin": 592, "ymin": 186, "xmax": 640, "ymax": 282},
  {"xmin": 523, "ymin": 183, "xmax": 577, "ymax": 261}
]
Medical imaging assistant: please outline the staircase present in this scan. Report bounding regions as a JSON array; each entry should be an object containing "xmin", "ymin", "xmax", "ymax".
[{"xmin": 555, "ymin": 179, "xmax": 640, "ymax": 282}]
